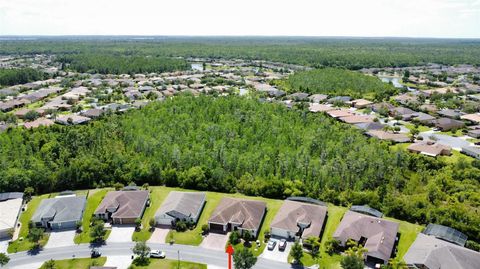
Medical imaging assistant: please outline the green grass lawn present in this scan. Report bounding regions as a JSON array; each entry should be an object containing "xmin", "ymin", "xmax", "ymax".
[
  {"xmin": 404, "ymin": 123, "xmax": 431, "ymax": 132},
  {"xmin": 439, "ymin": 150, "xmax": 475, "ymax": 165},
  {"xmin": 384, "ymin": 218, "xmax": 423, "ymax": 260},
  {"xmin": 133, "ymin": 187, "xmax": 176, "ymax": 242},
  {"xmin": 7, "ymin": 194, "xmax": 52, "ymax": 253},
  {"xmin": 39, "ymin": 257, "xmax": 106, "ymax": 269},
  {"xmin": 74, "ymin": 189, "xmax": 110, "ymax": 244},
  {"xmin": 130, "ymin": 259, "xmax": 206, "ymax": 269}
]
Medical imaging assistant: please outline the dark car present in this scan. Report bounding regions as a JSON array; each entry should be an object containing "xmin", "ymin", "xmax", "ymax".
[
  {"xmin": 278, "ymin": 239, "xmax": 287, "ymax": 251},
  {"xmin": 91, "ymin": 248, "xmax": 101, "ymax": 258}
]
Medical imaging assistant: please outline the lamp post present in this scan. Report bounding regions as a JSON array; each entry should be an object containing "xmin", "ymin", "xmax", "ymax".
[{"xmin": 177, "ymin": 250, "xmax": 180, "ymax": 269}]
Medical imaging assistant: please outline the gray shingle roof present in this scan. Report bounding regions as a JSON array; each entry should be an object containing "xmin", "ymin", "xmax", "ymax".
[
  {"xmin": 32, "ymin": 196, "xmax": 86, "ymax": 224},
  {"xmin": 404, "ymin": 233, "xmax": 480, "ymax": 269},
  {"xmin": 155, "ymin": 191, "xmax": 206, "ymax": 220},
  {"xmin": 0, "ymin": 192, "xmax": 23, "ymax": 202}
]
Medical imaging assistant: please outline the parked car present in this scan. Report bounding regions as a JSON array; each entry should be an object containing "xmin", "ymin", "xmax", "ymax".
[
  {"xmin": 150, "ymin": 250, "xmax": 166, "ymax": 258},
  {"xmin": 267, "ymin": 239, "xmax": 277, "ymax": 250},
  {"xmin": 91, "ymin": 248, "xmax": 101, "ymax": 258},
  {"xmin": 278, "ymin": 239, "xmax": 287, "ymax": 251}
]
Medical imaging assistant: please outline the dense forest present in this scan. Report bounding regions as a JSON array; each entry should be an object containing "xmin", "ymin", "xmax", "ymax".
[
  {"xmin": 279, "ymin": 68, "xmax": 398, "ymax": 99},
  {"xmin": 0, "ymin": 95, "xmax": 478, "ymax": 244},
  {"xmin": 1, "ymin": 37, "xmax": 480, "ymax": 69},
  {"xmin": 0, "ymin": 68, "xmax": 49, "ymax": 86},
  {"xmin": 57, "ymin": 54, "xmax": 189, "ymax": 74}
]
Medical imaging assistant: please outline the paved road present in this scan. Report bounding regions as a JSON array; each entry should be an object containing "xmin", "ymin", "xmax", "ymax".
[
  {"xmin": 6, "ymin": 242, "xmax": 302, "ymax": 269},
  {"xmin": 419, "ymin": 131, "xmax": 472, "ymax": 150}
]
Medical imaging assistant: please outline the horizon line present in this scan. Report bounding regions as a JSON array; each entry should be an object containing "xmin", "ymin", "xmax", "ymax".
[{"xmin": 1, "ymin": 35, "xmax": 480, "ymax": 40}]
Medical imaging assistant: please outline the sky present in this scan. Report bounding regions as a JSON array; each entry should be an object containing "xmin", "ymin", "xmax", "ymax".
[{"xmin": 0, "ymin": 0, "xmax": 479, "ymax": 38}]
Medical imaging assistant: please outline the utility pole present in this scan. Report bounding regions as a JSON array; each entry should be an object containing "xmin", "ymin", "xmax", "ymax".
[{"xmin": 177, "ymin": 250, "xmax": 180, "ymax": 269}]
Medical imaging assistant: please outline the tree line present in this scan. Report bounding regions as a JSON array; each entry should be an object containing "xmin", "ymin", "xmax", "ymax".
[
  {"xmin": 1, "ymin": 37, "xmax": 480, "ymax": 69},
  {"xmin": 0, "ymin": 95, "xmax": 478, "ymax": 245},
  {"xmin": 0, "ymin": 68, "xmax": 49, "ymax": 87},
  {"xmin": 279, "ymin": 68, "xmax": 398, "ymax": 100},
  {"xmin": 56, "ymin": 54, "xmax": 189, "ymax": 75}
]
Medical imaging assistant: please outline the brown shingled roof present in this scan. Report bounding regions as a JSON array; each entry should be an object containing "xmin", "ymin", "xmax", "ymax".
[
  {"xmin": 208, "ymin": 197, "xmax": 266, "ymax": 230},
  {"xmin": 333, "ymin": 211, "xmax": 399, "ymax": 262},
  {"xmin": 95, "ymin": 190, "xmax": 149, "ymax": 219},
  {"xmin": 270, "ymin": 200, "xmax": 327, "ymax": 238}
]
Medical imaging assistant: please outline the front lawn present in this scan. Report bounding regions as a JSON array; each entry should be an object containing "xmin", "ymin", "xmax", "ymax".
[
  {"xmin": 39, "ymin": 257, "xmax": 106, "ymax": 269},
  {"xmin": 74, "ymin": 189, "xmax": 110, "ymax": 244},
  {"xmin": 7, "ymin": 194, "xmax": 52, "ymax": 253},
  {"xmin": 130, "ymin": 259, "xmax": 206, "ymax": 269},
  {"xmin": 132, "ymin": 187, "xmax": 176, "ymax": 242}
]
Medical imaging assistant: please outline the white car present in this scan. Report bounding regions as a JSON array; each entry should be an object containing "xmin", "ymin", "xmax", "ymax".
[
  {"xmin": 267, "ymin": 239, "xmax": 277, "ymax": 250},
  {"xmin": 150, "ymin": 250, "xmax": 166, "ymax": 258}
]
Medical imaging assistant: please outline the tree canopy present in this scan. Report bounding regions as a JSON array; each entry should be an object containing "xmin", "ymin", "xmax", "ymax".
[
  {"xmin": 282, "ymin": 68, "xmax": 398, "ymax": 99},
  {"xmin": 0, "ymin": 95, "xmax": 478, "ymax": 243}
]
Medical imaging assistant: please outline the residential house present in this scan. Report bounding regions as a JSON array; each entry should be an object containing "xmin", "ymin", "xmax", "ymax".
[
  {"xmin": 350, "ymin": 99, "xmax": 373, "ymax": 109},
  {"xmin": 309, "ymin": 103, "xmax": 335, "ymax": 113},
  {"xmin": 404, "ymin": 233, "xmax": 480, "ymax": 269},
  {"xmin": 81, "ymin": 108, "xmax": 104, "ymax": 119},
  {"xmin": 94, "ymin": 190, "xmax": 150, "ymax": 225},
  {"xmin": 467, "ymin": 126, "xmax": 480, "ymax": 138},
  {"xmin": 333, "ymin": 210, "xmax": 399, "ymax": 265},
  {"xmin": 434, "ymin": 118, "xmax": 464, "ymax": 131},
  {"xmin": 391, "ymin": 107, "xmax": 416, "ymax": 120},
  {"xmin": 461, "ymin": 146, "xmax": 480, "ymax": 160},
  {"xmin": 55, "ymin": 114, "xmax": 91, "ymax": 125},
  {"xmin": 437, "ymin": 109, "xmax": 461, "ymax": 119},
  {"xmin": 208, "ymin": 197, "xmax": 266, "ymax": 237},
  {"xmin": 31, "ymin": 194, "xmax": 86, "ymax": 230},
  {"xmin": 286, "ymin": 92, "xmax": 309, "ymax": 101},
  {"xmin": 408, "ymin": 141, "xmax": 452, "ymax": 157},
  {"xmin": 327, "ymin": 109, "xmax": 354, "ymax": 118},
  {"xmin": 270, "ymin": 200, "xmax": 327, "ymax": 240},
  {"xmin": 24, "ymin": 118, "xmax": 55, "ymax": 129},
  {"xmin": 309, "ymin": 94, "xmax": 328, "ymax": 103},
  {"xmin": 371, "ymin": 102, "xmax": 395, "ymax": 114},
  {"xmin": 327, "ymin": 96, "xmax": 351, "ymax": 104},
  {"xmin": 412, "ymin": 112, "xmax": 436, "ymax": 125},
  {"xmin": 354, "ymin": 122, "xmax": 385, "ymax": 131},
  {"xmin": 0, "ymin": 192, "xmax": 23, "ymax": 239},
  {"xmin": 339, "ymin": 115, "xmax": 375, "ymax": 124},
  {"xmin": 366, "ymin": 130, "xmax": 410, "ymax": 143},
  {"xmin": 154, "ymin": 192, "xmax": 206, "ymax": 227},
  {"xmin": 461, "ymin": 113, "xmax": 480, "ymax": 124}
]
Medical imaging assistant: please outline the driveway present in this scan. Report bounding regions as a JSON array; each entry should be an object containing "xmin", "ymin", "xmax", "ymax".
[
  {"xmin": 200, "ymin": 233, "xmax": 229, "ymax": 251},
  {"xmin": 148, "ymin": 227, "xmax": 170, "ymax": 244},
  {"xmin": 107, "ymin": 226, "xmax": 135, "ymax": 243},
  {"xmin": 420, "ymin": 131, "xmax": 472, "ymax": 150},
  {"xmin": 0, "ymin": 239, "xmax": 9, "ymax": 253},
  {"xmin": 259, "ymin": 238, "xmax": 291, "ymax": 263},
  {"xmin": 104, "ymin": 255, "xmax": 133, "ymax": 269},
  {"xmin": 44, "ymin": 230, "xmax": 76, "ymax": 249},
  {"xmin": 8, "ymin": 262, "xmax": 44, "ymax": 269}
]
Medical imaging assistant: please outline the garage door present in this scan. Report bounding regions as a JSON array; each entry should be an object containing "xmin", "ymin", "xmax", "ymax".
[
  {"xmin": 209, "ymin": 223, "xmax": 225, "ymax": 233},
  {"xmin": 157, "ymin": 217, "xmax": 173, "ymax": 226}
]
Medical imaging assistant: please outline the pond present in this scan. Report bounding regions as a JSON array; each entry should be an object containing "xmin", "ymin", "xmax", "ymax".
[
  {"xmin": 379, "ymin": 76, "xmax": 403, "ymax": 88},
  {"xmin": 191, "ymin": 63, "xmax": 203, "ymax": 71}
]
